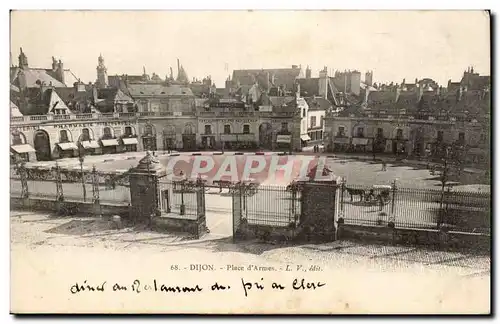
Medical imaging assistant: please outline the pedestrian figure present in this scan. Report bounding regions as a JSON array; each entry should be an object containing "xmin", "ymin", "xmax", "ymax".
[
  {"xmin": 378, "ymin": 195, "xmax": 384, "ymax": 211},
  {"xmin": 382, "ymin": 161, "xmax": 387, "ymax": 171}
]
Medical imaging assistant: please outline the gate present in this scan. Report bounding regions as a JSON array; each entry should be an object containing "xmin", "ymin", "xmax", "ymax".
[
  {"xmin": 232, "ymin": 183, "xmax": 243, "ymax": 241},
  {"xmin": 196, "ymin": 180, "xmax": 207, "ymax": 238}
]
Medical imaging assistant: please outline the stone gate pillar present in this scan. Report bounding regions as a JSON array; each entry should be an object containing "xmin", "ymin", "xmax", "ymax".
[
  {"xmin": 129, "ymin": 151, "xmax": 166, "ymax": 224},
  {"xmin": 300, "ymin": 180, "xmax": 339, "ymax": 242}
]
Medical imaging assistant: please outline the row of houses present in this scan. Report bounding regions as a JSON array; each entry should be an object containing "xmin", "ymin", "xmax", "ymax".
[{"xmin": 10, "ymin": 49, "xmax": 490, "ymax": 168}]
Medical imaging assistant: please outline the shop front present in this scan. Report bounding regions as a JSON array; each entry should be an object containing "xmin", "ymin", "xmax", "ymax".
[
  {"xmin": 57, "ymin": 142, "xmax": 78, "ymax": 159},
  {"xmin": 351, "ymin": 137, "xmax": 370, "ymax": 153},
  {"xmin": 392, "ymin": 139, "xmax": 408, "ymax": 156},
  {"xmin": 11, "ymin": 143, "xmax": 35, "ymax": 162},
  {"xmin": 80, "ymin": 140, "xmax": 101, "ymax": 155},
  {"xmin": 276, "ymin": 134, "xmax": 292, "ymax": 150},
  {"xmin": 300, "ymin": 134, "xmax": 311, "ymax": 148},
  {"xmin": 201, "ymin": 135, "xmax": 216, "ymax": 150},
  {"xmin": 163, "ymin": 136, "xmax": 176, "ymax": 151},
  {"xmin": 101, "ymin": 138, "xmax": 120, "ymax": 154},
  {"xmin": 333, "ymin": 137, "xmax": 350, "ymax": 152},
  {"xmin": 122, "ymin": 137, "xmax": 138, "ymax": 152}
]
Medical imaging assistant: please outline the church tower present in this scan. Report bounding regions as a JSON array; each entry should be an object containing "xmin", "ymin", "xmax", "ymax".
[
  {"xmin": 96, "ymin": 54, "xmax": 108, "ymax": 89},
  {"xmin": 18, "ymin": 48, "xmax": 29, "ymax": 69}
]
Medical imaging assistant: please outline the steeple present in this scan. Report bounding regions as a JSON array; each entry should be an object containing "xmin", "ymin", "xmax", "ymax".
[
  {"xmin": 18, "ymin": 48, "xmax": 28, "ymax": 69},
  {"xmin": 96, "ymin": 54, "xmax": 108, "ymax": 89},
  {"xmin": 176, "ymin": 59, "xmax": 189, "ymax": 84}
]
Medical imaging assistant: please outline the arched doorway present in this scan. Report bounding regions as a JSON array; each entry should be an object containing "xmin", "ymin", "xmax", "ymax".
[
  {"xmin": 142, "ymin": 124, "xmax": 157, "ymax": 151},
  {"xmin": 33, "ymin": 130, "xmax": 52, "ymax": 161},
  {"xmin": 258, "ymin": 123, "xmax": 273, "ymax": 149},
  {"xmin": 163, "ymin": 125, "xmax": 176, "ymax": 151},
  {"xmin": 412, "ymin": 128, "xmax": 424, "ymax": 156},
  {"xmin": 182, "ymin": 123, "xmax": 196, "ymax": 151}
]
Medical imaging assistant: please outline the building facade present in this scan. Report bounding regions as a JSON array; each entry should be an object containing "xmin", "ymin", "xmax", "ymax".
[{"xmin": 324, "ymin": 68, "xmax": 491, "ymax": 167}]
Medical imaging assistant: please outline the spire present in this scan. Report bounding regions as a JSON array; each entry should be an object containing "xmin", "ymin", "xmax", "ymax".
[
  {"xmin": 18, "ymin": 47, "xmax": 28, "ymax": 68},
  {"xmin": 143, "ymin": 66, "xmax": 146, "ymax": 75}
]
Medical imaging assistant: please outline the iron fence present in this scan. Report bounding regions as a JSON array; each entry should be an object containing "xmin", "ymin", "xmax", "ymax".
[
  {"xmin": 9, "ymin": 164, "xmax": 132, "ymax": 206},
  {"xmin": 339, "ymin": 183, "xmax": 491, "ymax": 233},
  {"xmin": 242, "ymin": 184, "xmax": 300, "ymax": 227}
]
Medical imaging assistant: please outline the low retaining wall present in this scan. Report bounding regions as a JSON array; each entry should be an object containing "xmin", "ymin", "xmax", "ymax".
[
  {"xmin": 338, "ymin": 223, "xmax": 490, "ymax": 252},
  {"xmin": 10, "ymin": 197, "xmax": 131, "ymax": 218},
  {"xmin": 152, "ymin": 215, "xmax": 206, "ymax": 239}
]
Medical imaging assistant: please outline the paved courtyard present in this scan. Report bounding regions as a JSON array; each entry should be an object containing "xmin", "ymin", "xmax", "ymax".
[{"xmin": 10, "ymin": 211, "xmax": 491, "ymax": 314}]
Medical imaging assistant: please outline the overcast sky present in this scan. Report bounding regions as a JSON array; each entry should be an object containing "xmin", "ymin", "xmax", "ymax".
[{"xmin": 10, "ymin": 10, "xmax": 490, "ymax": 88}]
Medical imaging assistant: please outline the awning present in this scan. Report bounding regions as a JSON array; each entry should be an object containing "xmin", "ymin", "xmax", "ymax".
[
  {"xmin": 300, "ymin": 134, "xmax": 311, "ymax": 141},
  {"xmin": 352, "ymin": 138, "xmax": 369, "ymax": 145},
  {"xmin": 11, "ymin": 144, "xmax": 35, "ymax": 153},
  {"xmin": 57, "ymin": 142, "xmax": 78, "ymax": 151},
  {"xmin": 101, "ymin": 139, "xmax": 119, "ymax": 147},
  {"xmin": 81, "ymin": 141, "xmax": 100, "ymax": 149},
  {"xmin": 276, "ymin": 135, "xmax": 291, "ymax": 143},
  {"xmin": 122, "ymin": 137, "xmax": 139, "ymax": 145},
  {"xmin": 334, "ymin": 137, "xmax": 350, "ymax": 144}
]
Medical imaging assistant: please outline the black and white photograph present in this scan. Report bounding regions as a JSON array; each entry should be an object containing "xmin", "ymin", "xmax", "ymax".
[{"xmin": 8, "ymin": 9, "xmax": 491, "ymax": 314}]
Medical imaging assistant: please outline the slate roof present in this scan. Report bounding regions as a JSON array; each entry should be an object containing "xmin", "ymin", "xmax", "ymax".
[
  {"xmin": 305, "ymin": 97, "xmax": 332, "ymax": 111},
  {"xmin": 126, "ymin": 84, "xmax": 194, "ymax": 97},
  {"xmin": 10, "ymin": 67, "xmax": 80, "ymax": 88}
]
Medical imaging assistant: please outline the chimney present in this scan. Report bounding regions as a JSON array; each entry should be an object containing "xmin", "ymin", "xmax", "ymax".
[
  {"xmin": 177, "ymin": 59, "xmax": 181, "ymax": 76},
  {"xmin": 318, "ymin": 67, "xmax": 329, "ymax": 99},
  {"xmin": 52, "ymin": 57, "xmax": 57, "ymax": 71},
  {"xmin": 56, "ymin": 60, "xmax": 65, "ymax": 85},
  {"xmin": 74, "ymin": 80, "xmax": 86, "ymax": 92},
  {"xmin": 305, "ymin": 66, "xmax": 311, "ymax": 79}
]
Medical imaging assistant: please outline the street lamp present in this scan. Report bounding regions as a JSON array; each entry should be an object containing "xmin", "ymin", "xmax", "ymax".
[{"xmin": 78, "ymin": 145, "xmax": 87, "ymax": 202}]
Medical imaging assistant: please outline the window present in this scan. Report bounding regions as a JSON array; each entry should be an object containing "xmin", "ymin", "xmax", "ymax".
[
  {"xmin": 141, "ymin": 101, "xmax": 149, "ymax": 112},
  {"xmin": 458, "ymin": 132, "xmax": 465, "ymax": 144},
  {"xmin": 396, "ymin": 129, "xmax": 403, "ymax": 139},
  {"xmin": 224, "ymin": 125, "xmax": 231, "ymax": 134},
  {"xmin": 302, "ymin": 109, "xmax": 306, "ymax": 117},
  {"xmin": 204, "ymin": 125, "xmax": 212, "ymax": 135},
  {"xmin": 59, "ymin": 130, "xmax": 69, "ymax": 143},
  {"xmin": 357, "ymin": 127, "xmax": 364, "ymax": 138},
  {"xmin": 310, "ymin": 116, "xmax": 316, "ymax": 128},
  {"xmin": 124, "ymin": 126, "xmax": 133, "ymax": 137},
  {"xmin": 243, "ymin": 124, "xmax": 250, "ymax": 134},
  {"xmin": 81, "ymin": 128, "xmax": 91, "ymax": 141},
  {"xmin": 337, "ymin": 127, "xmax": 345, "ymax": 137},
  {"xmin": 103, "ymin": 127, "xmax": 112, "ymax": 139},
  {"xmin": 437, "ymin": 131, "xmax": 443, "ymax": 142},
  {"xmin": 376, "ymin": 128, "xmax": 384, "ymax": 138},
  {"xmin": 320, "ymin": 116, "xmax": 324, "ymax": 128},
  {"xmin": 281, "ymin": 122, "xmax": 288, "ymax": 132}
]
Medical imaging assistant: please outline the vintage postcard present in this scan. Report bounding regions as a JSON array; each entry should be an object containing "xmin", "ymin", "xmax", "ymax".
[{"xmin": 9, "ymin": 10, "xmax": 491, "ymax": 314}]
